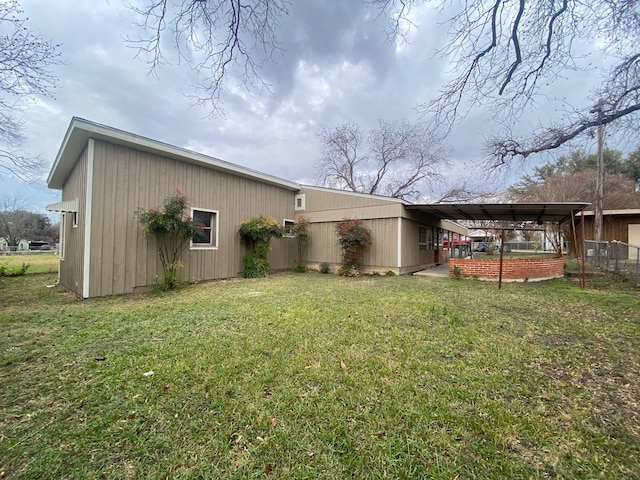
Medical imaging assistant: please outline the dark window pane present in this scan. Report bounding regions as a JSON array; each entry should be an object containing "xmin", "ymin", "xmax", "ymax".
[
  {"xmin": 194, "ymin": 210, "xmax": 211, "ymax": 228},
  {"xmin": 193, "ymin": 228, "xmax": 211, "ymax": 244}
]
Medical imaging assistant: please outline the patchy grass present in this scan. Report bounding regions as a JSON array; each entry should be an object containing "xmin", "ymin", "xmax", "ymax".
[
  {"xmin": 1, "ymin": 273, "xmax": 639, "ymax": 478},
  {"xmin": 0, "ymin": 253, "xmax": 58, "ymax": 275}
]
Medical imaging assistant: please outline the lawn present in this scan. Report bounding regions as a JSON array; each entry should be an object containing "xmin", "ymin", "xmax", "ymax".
[
  {"xmin": 1, "ymin": 269, "xmax": 639, "ymax": 478},
  {"xmin": 0, "ymin": 253, "xmax": 58, "ymax": 275}
]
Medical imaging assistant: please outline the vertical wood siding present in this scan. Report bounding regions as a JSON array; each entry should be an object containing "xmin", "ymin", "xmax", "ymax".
[
  {"xmin": 88, "ymin": 140, "xmax": 296, "ymax": 297},
  {"xmin": 304, "ymin": 218, "xmax": 398, "ymax": 272},
  {"xmin": 59, "ymin": 147, "xmax": 88, "ymax": 296},
  {"xmin": 574, "ymin": 214, "xmax": 640, "ymax": 245}
]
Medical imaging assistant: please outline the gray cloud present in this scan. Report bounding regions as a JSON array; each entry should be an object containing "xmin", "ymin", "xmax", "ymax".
[{"xmin": 2, "ymin": 0, "xmax": 616, "ymax": 212}]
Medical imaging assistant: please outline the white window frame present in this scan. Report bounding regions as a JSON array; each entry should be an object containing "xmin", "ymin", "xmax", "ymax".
[
  {"xmin": 190, "ymin": 208, "xmax": 219, "ymax": 250},
  {"xmin": 59, "ymin": 213, "xmax": 66, "ymax": 260},
  {"xmin": 294, "ymin": 194, "xmax": 306, "ymax": 211},
  {"xmin": 283, "ymin": 219, "xmax": 296, "ymax": 238},
  {"xmin": 418, "ymin": 225, "xmax": 428, "ymax": 245},
  {"xmin": 419, "ymin": 225, "xmax": 433, "ymax": 249}
]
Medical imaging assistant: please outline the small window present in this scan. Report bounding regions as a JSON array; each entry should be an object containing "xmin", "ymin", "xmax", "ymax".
[
  {"xmin": 294, "ymin": 194, "xmax": 306, "ymax": 211},
  {"xmin": 191, "ymin": 208, "xmax": 218, "ymax": 249},
  {"xmin": 72, "ymin": 211, "xmax": 78, "ymax": 228},
  {"xmin": 283, "ymin": 219, "xmax": 295, "ymax": 238},
  {"xmin": 419, "ymin": 226, "xmax": 427, "ymax": 245},
  {"xmin": 419, "ymin": 225, "xmax": 433, "ymax": 248}
]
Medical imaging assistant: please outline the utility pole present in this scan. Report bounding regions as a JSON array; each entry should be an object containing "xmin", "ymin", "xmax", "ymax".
[{"xmin": 593, "ymin": 100, "xmax": 605, "ymax": 244}]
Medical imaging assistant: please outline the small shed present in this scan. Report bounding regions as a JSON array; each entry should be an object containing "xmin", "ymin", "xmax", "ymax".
[{"xmin": 17, "ymin": 239, "xmax": 29, "ymax": 251}]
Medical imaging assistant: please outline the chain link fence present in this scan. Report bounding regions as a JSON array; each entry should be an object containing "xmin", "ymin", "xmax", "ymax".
[{"xmin": 584, "ymin": 240, "xmax": 640, "ymax": 286}]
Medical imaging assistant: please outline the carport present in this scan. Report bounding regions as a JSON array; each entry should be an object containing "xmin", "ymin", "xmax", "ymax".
[{"xmin": 407, "ymin": 202, "xmax": 590, "ymax": 287}]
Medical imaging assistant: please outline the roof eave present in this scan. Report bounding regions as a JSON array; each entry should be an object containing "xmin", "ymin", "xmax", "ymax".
[{"xmin": 47, "ymin": 117, "xmax": 301, "ymax": 191}]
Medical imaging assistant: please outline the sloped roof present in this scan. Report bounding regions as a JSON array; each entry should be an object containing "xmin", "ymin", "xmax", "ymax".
[{"xmin": 47, "ymin": 117, "xmax": 300, "ymax": 191}]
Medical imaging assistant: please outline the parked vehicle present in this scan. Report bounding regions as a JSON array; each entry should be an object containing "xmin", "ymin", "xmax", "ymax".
[
  {"xmin": 474, "ymin": 242, "xmax": 511, "ymax": 253},
  {"xmin": 28, "ymin": 241, "xmax": 51, "ymax": 251}
]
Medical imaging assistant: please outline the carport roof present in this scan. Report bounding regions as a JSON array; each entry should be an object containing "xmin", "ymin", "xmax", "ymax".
[{"xmin": 406, "ymin": 202, "xmax": 590, "ymax": 223}]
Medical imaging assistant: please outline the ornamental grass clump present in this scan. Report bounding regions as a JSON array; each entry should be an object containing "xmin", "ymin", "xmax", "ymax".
[
  {"xmin": 335, "ymin": 218, "xmax": 372, "ymax": 276},
  {"xmin": 239, "ymin": 216, "xmax": 284, "ymax": 278},
  {"xmin": 135, "ymin": 191, "xmax": 201, "ymax": 290}
]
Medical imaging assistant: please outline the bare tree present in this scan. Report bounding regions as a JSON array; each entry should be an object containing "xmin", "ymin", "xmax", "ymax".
[
  {"xmin": 0, "ymin": 197, "xmax": 58, "ymax": 247},
  {"xmin": 0, "ymin": 0, "xmax": 62, "ymax": 182},
  {"xmin": 432, "ymin": 176, "xmax": 498, "ymax": 203},
  {"xmin": 126, "ymin": 0, "xmax": 290, "ymax": 116},
  {"xmin": 374, "ymin": 1, "xmax": 640, "ymax": 167},
  {"xmin": 315, "ymin": 119, "xmax": 451, "ymax": 201}
]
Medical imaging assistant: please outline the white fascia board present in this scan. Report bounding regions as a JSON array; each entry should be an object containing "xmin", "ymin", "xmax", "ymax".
[{"xmin": 298, "ymin": 185, "xmax": 408, "ymax": 204}]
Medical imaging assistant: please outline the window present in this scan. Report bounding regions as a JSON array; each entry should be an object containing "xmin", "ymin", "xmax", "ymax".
[
  {"xmin": 294, "ymin": 194, "xmax": 306, "ymax": 211},
  {"xmin": 419, "ymin": 225, "xmax": 433, "ymax": 249},
  {"xmin": 72, "ymin": 211, "xmax": 78, "ymax": 228},
  {"xmin": 283, "ymin": 219, "xmax": 295, "ymax": 238},
  {"xmin": 419, "ymin": 226, "xmax": 427, "ymax": 245},
  {"xmin": 191, "ymin": 208, "xmax": 218, "ymax": 249}
]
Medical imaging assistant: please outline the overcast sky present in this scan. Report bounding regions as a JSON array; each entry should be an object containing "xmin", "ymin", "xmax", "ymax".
[{"xmin": 1, "ymin": 0, "xmax": 620, "ymax": 213}]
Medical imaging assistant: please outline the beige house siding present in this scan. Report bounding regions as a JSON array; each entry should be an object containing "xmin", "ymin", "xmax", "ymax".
[
  {"xmin": 298, "ymin": 187, "xmax": 403, "ymax": 218},
  {"xmin": 59, "ymin": 146, "xmax": 88, "ymax": 296},
  {"xmin": 303, "ymin": 218, "xmax": 399, "ymax": 273},
  {"xmin": 87, "ymin": 139, "xmax": 296, "ymax": 297},
  {"xmin": 400, "ymin": 219, "xmax": 421, "ymax": 274}
]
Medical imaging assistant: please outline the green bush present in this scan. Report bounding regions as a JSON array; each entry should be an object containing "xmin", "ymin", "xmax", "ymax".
[
  {"xmin": 293, "ymin": 259, "xmax": 307, "ymax": 273},
  {"xmin": 242, "ymin": 250, "xmax": 271, "ymax": 278},
  {"xmin": 239, "ymin": 216, "xmax": 284, "ymax": 278},
  {"xmin": 0, "ymin": 263, "xmax": 29, "ymax": 277},
  {"xmin": 319, "ymin": 262, "xmax": 331, "ymax": 274},
  {"xmin": 135, "ymin": 191, "xmax": 201, "ymax": 290},
  {"xmin": 452, "ymin": 266, "xmax": 462, "ymax": 279}
]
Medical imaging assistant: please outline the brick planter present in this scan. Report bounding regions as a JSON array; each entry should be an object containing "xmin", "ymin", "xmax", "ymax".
[{"xmin": 449, "ymin": 256, "xmax": 565, "ymax": 281}]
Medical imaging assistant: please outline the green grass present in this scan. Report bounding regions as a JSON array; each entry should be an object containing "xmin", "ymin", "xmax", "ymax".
[
  {"xmin": 0, "ymin": 253, "xmax": 59, "ymax": 275},
  {"xmin": 1, "ymin": 272, "xmax": 639, "ymax": 478}
]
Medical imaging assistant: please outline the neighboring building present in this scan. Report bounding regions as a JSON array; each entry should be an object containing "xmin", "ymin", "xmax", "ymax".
[
  {"xmin": 0, "ymin": 237, "xmax": 8, "ymax": 251},
  {"xmin": 17, "ymin": 239, "xmax": 29, "ymax": 251},
  {"xmin": 573, "ymin": 209, "xmax": 640, "ymax": 246},
  {"xmin": 47, "ymin": 118, "xmax": 464, "ymax": 298}
]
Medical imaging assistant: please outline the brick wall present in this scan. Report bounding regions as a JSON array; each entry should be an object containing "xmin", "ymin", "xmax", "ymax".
[{"xmin": 449, "ymin": 257, "xmax": 565, "ymax": 281}]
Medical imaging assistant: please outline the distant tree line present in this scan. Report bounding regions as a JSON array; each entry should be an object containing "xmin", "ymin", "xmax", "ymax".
[
  {"xmin": 0, "ymin": 200, "xmax": 58, "ymax": 248},
  {"xmin": 508, "ymin": 147, "xmax": 640, "ymax": 210}
]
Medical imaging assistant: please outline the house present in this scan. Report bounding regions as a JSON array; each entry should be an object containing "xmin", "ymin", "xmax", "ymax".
[
  {"xmin": 47, "ymin": 118, "xmax": 465, "ymax": 298},
  {"xmin": 0, "ymin": 237, "xmax": 8, "ymax": 251},
  {"xmin": 17, "ymin": 239, "xmax": 29, "ymax": 251}
]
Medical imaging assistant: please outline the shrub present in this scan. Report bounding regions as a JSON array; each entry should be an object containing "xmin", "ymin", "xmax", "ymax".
[
  {"xmin": 0, "ymin": 263, "xmax": 29, "ymax": 277},
  {"xmin": 319, "ymin": 262, "xmax": 331, "ymax": 274},
  {"xmin": 452, "ymin": 265, "xmax": 462, "ymax": 279},
  {"xmin": 292, "ymin": 217, "xmax": 310, "ymax": 265},
  {"xmin": 136, "ymin": 191, "xmax": 201, "ymax": 290},
  {"xmin": 335, "ymin": 218, "xmax": 372, "ymax": 276},
  {"xmin": 385, "ymin": 270, "xmax": 397, "ymax": 276},
  {"xmin": 239, "ymin": 216, "xmax": 284, "ymax": 278},
  {"xmin": 293, "ymin": 259, "xmax": 307, "ymax": 273}
]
